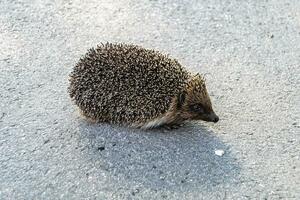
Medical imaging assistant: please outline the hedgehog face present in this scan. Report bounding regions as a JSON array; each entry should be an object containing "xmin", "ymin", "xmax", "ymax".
[{"xmin": 177, "ymin": 74, "xmax": 219, "ymax": 123}]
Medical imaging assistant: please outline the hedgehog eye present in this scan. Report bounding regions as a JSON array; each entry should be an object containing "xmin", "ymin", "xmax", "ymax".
[{"xmin": 189, "ymin": 103, "xmax": 204, "ymax": 113}]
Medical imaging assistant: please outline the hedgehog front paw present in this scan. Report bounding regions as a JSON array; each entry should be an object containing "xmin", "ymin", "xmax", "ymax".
[{"xmin": 163, "ymin": 123, "xmax": 184, "ymax": 130}]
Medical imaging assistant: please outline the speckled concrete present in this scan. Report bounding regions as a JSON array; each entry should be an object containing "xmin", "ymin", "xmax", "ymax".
[{"xmin": 0, "ymin": 0, "xmax": 299, "ymax": 199}]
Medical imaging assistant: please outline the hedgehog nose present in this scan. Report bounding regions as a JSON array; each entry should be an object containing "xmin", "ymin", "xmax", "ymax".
[
  {"xmin": 210, "ymin": 113, "xmax": 219, "ymax": 123},
  {"xmin": 213, "ymin": 115, "xmax": 219, "ymax": 123}
]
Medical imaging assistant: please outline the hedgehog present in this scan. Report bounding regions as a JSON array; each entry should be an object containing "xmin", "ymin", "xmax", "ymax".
[{"xmin": 68, "ymin": 43, "xmax": 219, "ymax": 129}]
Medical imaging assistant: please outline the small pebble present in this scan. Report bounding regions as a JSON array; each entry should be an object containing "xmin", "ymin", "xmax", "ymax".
[
  {"xmin": 131, "ymin": 188, "xmax": 140, "ymax": 196},
  {"xmin": 97, "ymin": 146, "xmax": 105, "ymax": 151},
  {"xmin": 215, "ymin": 149, "xmax": 224, "ymax": 156},
  {"xmin": 44, "ymin": 139, "xmax": 50, "ymax": 144}
]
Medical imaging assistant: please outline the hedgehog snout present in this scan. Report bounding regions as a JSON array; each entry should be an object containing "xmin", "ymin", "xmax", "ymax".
[{"xmin": 209, "ymin": 112, "xmax": 219, "ymax": 123}]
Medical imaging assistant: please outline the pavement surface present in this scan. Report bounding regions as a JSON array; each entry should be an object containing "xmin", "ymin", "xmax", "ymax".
[{"xmin": 1, "ymin": 0, "xmax": 300, "ymax": 199}]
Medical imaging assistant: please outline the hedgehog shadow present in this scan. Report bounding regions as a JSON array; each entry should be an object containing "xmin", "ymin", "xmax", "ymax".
[{"xmin": 77, "ymin": 121, "xmax": 240, "ymax": 192}]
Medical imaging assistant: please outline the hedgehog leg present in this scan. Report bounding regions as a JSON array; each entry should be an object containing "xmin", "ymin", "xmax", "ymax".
[{"xmin": 163, "ymin": 123, "xmax": 184, "ymax": 130}]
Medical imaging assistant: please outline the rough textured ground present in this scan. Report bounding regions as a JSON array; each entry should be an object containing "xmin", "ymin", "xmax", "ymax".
[{"xmin": 0, "ymin": 0, "xmax": 299, "ymax": 199}]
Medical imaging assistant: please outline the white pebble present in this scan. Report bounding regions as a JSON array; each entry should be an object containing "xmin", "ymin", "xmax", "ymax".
[{"xmin": 215, "ymin": 149, "xmax": 224, "ymax": 156}]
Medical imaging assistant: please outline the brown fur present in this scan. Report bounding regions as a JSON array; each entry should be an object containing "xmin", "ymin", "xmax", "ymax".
[
  {"xmin": 178, "ymin": 74, "xmax": 214, "ymax": 121},
  {"xmin": 138, "ymin": 74, "xmax": 218, "ymax": 129}
]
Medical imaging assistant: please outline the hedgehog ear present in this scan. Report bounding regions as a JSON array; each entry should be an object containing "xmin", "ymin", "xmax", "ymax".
[{"xmin": 177, "ymin": 91, "xmax": 186, "ymax": 108}]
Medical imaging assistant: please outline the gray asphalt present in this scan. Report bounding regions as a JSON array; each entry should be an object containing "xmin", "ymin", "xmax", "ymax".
[{"xmin": 1, "ymin": 0, "xmax": 299, "ymax": 199}]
